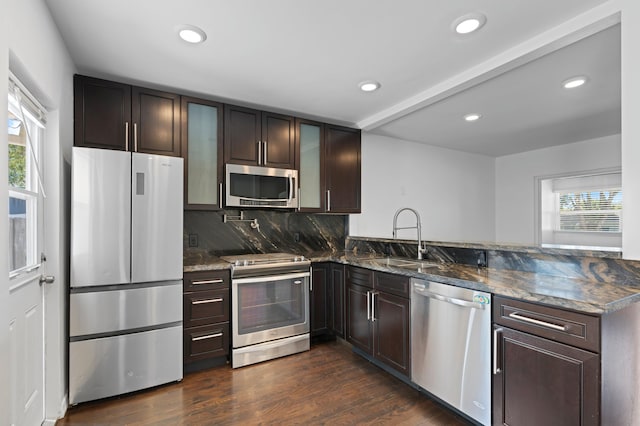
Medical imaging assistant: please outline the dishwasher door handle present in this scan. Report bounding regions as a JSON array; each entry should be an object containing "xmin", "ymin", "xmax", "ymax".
[{"xmin": 414, "ymin": 288, "xmax": 485, "ymax": 310}]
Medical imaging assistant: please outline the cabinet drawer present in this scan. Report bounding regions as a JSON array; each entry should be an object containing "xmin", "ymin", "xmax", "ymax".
[
  {"xmin": 374, "ymin": 271, "xmax": 410, "ymax": 298},
  {"xmin": 183, "ymin": 289, "xmax": 229, "ymax": 328},
  {"xmin": 346, "ymin": 266, "xmax": 373, "ymax": 289},
  {"xmin": 493, "ymin": 296, "xmax": 600, "ymax": 353},
  {"xmin": 184, "ymin": 270, "xmax": 229, "ymax": 292},
  {"xmin": 184, "ymin": 323, "xmax": 229, "ymax": 363}
]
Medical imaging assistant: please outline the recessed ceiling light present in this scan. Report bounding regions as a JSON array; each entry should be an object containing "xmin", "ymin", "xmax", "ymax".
[
  {"xmin": 562, "ymin": 76, "xmax": 588, "ymax": 89},
  {"xmin": 359, "ymin": 81, "xmax": 381, "ymax": 92},
  {"xmin": 453, "ymin": 13, "xmax": 487, "ymax": 34},
  {"xmin": 178, "ymin": 25, "xmax": 207, "ymax": 44},
  {"xmin": 464, "ymin": 113, "xmax": 482, "ymax": 122}
]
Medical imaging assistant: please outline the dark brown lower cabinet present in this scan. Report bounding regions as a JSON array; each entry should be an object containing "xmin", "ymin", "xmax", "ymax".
[
  {"xmin": 347, "ymin": 282, "xmax": 373, "ymax": 353},
  {"xmin": 492, "ymin": 296, "xmax": 604, "ymax": 426},
  {"xmin": 329, "ymin": 263, "xmax": 345, "ymax": 338},
  {"xmin": 311, "ymin": 262, "xmax": 346, "ymax": 339},
  {"xmin": 183, "ymin": 323, "xmax": 230, "ymax": 362},
  {"xmin": 311, "ymin": 264, "xmax": 329, "ymax": 336},
  {"xmin": 374, "ymin": 291, "xmax": 411, "ymax": 377},
  {"xmin": 493, "ymin": 326, "xmax": 599, "ymax": 426},
  {"xmin": 183, "ymin": 270, "xmax": 230, "ymax": 366},
  {"xmin": 346, "ymin": 266, "xmax": 410, "ymax": 378}
]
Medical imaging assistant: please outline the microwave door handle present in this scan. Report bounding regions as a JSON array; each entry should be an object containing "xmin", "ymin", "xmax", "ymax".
[{"xmin": 288, "ymin": 175, "xmax": 294, "ymax": 201}]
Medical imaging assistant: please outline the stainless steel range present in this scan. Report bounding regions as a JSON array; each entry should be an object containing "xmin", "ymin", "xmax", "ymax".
[{"xmin": 221, "ymin": 253, "xmax": 311, "ymax": 368}]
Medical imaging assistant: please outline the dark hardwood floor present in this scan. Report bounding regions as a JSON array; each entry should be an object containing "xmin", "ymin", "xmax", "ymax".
[{"xmin": 57, "ymin": 340, "xmax": 470, "ymax": 425}]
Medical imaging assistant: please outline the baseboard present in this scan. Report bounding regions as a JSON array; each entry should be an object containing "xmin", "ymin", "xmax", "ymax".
[{"xmin": 43, "ymin": 394, "xmax": 68, "ymax": 425}]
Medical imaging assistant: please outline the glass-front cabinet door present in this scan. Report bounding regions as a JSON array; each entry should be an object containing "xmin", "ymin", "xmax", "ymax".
[
  {"xmin": 181, "ymin": 96, "xmax": 224, "ymax": 209},
  {"xmin": 297, "ymin": 118, "xmax": 325, "ymax": 211}
]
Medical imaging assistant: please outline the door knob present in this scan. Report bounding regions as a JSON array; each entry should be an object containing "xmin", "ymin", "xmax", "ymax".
[{"xmin": 39, "ymin": 275, "xmax": 55, "ymax": 285}]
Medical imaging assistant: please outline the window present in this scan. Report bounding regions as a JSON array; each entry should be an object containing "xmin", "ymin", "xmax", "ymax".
[
  {"xmin": 539, "ymin": 172, "xmax": 622, "ymax": 249},
  {"xmin": 558, "ymin": 191, "xmax": 621, "ymax": 232},
  {"xmin": 8, "ymin": 74, "xmax": 46, "ymax": 275}
]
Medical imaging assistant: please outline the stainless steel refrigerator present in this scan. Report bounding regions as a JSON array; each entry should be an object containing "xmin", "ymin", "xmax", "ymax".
[{"xmin": 69, "ymin": 147, "xmax": 183, "ymax": 405}]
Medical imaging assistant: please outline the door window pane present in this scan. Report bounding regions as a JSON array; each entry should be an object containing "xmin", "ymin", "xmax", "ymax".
[{"xmin": 8, "ymin": 85, "xmax": 43, "ymax": 274}]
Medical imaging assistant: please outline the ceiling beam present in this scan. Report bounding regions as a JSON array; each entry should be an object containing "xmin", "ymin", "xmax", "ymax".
[{"xmin": 357, "ymin": 1, "xmax": 622, "ymax": 131}]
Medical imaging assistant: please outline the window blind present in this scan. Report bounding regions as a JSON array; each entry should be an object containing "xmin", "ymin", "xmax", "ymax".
[
  {"xmin": 552, "ymin": 172, "xmax": 621, "ymax": 193},
  {"xmin": 8, "ymin": 71, "xmax": 47, "ymax": 126},
  {"xmin": 558, "ymin": 190, "xmax": 622, "ymax": 232}
]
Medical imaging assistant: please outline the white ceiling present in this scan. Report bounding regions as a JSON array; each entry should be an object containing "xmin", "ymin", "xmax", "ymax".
[{"xmin": 44, "ymin": 0, "xmax": 619, "ymax": 157}]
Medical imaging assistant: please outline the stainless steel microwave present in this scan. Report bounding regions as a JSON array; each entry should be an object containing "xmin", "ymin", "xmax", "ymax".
[{"xmin": 225, "ymin": 164, "xmax": 298, "ymax": 208}]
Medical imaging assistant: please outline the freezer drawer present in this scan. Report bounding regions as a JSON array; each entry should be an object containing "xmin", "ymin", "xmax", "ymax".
[
  {"xmin": 70, "ymin": 282, "xmax": 182, "ymax": 337},
  {"xmin": 69, "ymin": 326, "xmax": 183, "ymax": 405}
]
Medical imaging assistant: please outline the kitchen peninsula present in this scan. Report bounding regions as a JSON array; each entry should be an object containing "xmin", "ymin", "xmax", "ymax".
[{"xmin": 185, "ymin": 230, "xmax": 640, "ymax": 426}]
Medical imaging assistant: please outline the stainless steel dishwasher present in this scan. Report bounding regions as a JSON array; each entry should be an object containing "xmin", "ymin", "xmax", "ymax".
[{"xmin": 411, "ymin": 279, "xmax": 491, "ymax": 425}]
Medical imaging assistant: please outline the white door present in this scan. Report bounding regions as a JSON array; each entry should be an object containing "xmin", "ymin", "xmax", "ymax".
[{"xmin": 8, "ymin": 79, "xmax": 47, "ymax": 426}]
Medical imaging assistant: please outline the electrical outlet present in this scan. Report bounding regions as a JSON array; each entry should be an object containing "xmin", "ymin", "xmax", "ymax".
[
  {"xmin": 293, "ymin": 232, "xmax": 300, "ymax": 243},
  {"xmin": 188, "ymin": 234, "xmax": 198, "ymax": 247}
]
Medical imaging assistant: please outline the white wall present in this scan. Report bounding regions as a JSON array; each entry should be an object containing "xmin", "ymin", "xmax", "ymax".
[
  {"xmin": 8, "ymin": 0, "xmax": 76, "ymax": 421},
  {"xmin": 350, "ymin": 133, "xmax": 495, "ymax": 242},
  {"xmin": 495, "ymin": 134, "xmax": 621, "ymax": 245},
  {"xmin": 622, "ymin": 0, "xmax": 640, "ymax": 261},
  {"xmin": 1, "ymin": 0, "xmax": 11, "ymax": 423}
]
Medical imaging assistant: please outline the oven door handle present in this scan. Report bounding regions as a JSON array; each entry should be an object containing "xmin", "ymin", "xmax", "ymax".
[{"xmin": 232, "ymin": 271, "xmax": 310, "ymax": 285}]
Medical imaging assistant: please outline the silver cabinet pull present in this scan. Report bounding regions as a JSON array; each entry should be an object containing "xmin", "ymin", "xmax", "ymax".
[
  {"xmin": 493, "ymin": 327, "xmax": 503, "ymax": 374},
  {"xmin": 192, "ymin": 332, "xmax": 223, "ymax": 341},
  {"xmin": 309, "ymin": 266, "xmax": 313, "ymax": 292},
  {"xmin": 125, "ymin": 121, "xmax": 129, "ymax": 151},
  {"xmin": 508, "ymin": 312, "xmax": 568, "ymax": 331},
  {"xmin": 371, "ymin": 292, "xmax": 377, "ymax": 322},
  {"xmin": 263, "ymin": 141, "xmax": 268, "ymax": 164},
  {"xmin": 326, "ymin": 190, "xmax": 331, "ymax": 212},
  {"xmin": 293, "ymin": 280, "xmax": 302, "ymax": 285},
  {"xmin": 257, "ymin": 140, "xmax": 262, "ymax": 165},
  {"xmin": 192, "ymin": 279, "xmax": 224, "ymax": 285},
  {"xmin": 366, "ymin": 291, "xmax": 371, "ymax": 320},
  {"xmin": 219, "ymin": 182, "xmax": 223, "ymax": 207},
  {"xmin": 133, "ymin": 122, "xmax": 138, "ymax": 152},
  {"xmin": 297, "ymin": 187, "xmax": 301, "ymax": 211},
  {"xmin": 192, "ymin": 298, "xmax": 223, "ymax": 305}
]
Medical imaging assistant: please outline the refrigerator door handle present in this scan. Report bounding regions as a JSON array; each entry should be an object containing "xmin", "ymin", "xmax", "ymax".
[{"xmin": 136, "ymin": 172, "xmax": 145, "ymax": 195}]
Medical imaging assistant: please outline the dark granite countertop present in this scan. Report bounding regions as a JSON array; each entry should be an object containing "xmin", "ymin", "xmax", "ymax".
[
  {"xmin": 184, "ymin": 249, "xmax": 640, "ymax": 315},
  {"xmin": 348, "ymin": 236, "xmax": 623, "ymax": 259},
  {"xmin": 183, "ymin": 251, "xmax": 230, "ymax": 272}
]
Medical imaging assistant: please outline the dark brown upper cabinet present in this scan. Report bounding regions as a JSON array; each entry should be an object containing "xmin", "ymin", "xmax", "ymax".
[
  {"xmin": 224, "ymin": 105, "xmax": 295, "ymax": 169},
  {"xmin": 74, "ymin": 75, "xmax": 181, "ymax": 157},
  {"xmin": 297, "ymin": 120, "xmax": 361, "ymax": 213},
  {"xmin": 74, "ymin": 76, "xmax": 131, "ymax": 151},
  {"xmin": 131, "ymin": 87, "xmax": 181, "ymax": 156},
  {"xmin": 325, "ymin": 125, "xmax": 361, "ymax": 214},
  {"xmin": 181, "ymin": 96, "xmax": 224, "ymax": 210}
]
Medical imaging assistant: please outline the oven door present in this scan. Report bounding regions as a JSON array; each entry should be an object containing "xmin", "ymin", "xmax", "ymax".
[{"xmin": 232, "ymin": 271, "xmax": 310, "ymax": 348}]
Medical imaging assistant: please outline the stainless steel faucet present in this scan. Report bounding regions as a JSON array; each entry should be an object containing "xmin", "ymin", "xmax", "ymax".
[{"xmin": 392, "ymin": 207, "xmax": 427, "ymax": 260}]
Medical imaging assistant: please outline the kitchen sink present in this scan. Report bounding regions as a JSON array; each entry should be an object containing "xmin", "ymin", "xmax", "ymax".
[{"xmin": 370, "ymin": 257, "xmax": 441, "ymax": 270}]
